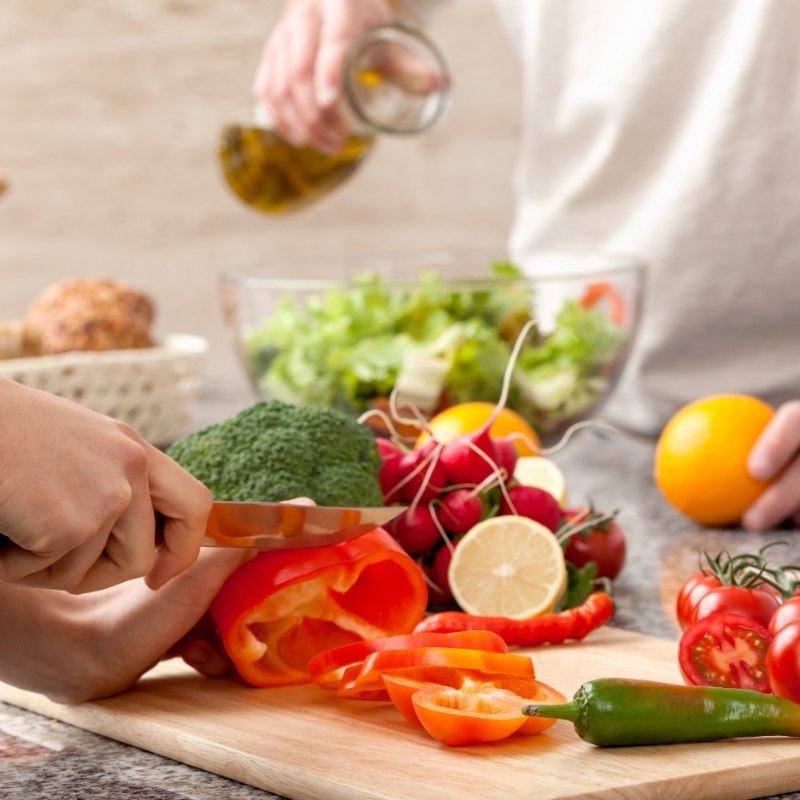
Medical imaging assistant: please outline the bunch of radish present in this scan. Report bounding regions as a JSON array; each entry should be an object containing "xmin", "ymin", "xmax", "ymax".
[
  {"xmin": 376, "ymin": 428, "xmax": 562, "ymax": 606},
  {"xmin": 361, "ymin": 318, "xmax": 621, "ymax": 608}
]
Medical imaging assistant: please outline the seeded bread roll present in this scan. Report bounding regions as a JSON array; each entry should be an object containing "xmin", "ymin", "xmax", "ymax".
[{"xmin": 25, "ymin": 278, "xmax": 155, "ymax": 354}]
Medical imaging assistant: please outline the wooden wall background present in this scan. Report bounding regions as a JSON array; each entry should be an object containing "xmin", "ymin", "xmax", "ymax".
[{"xmin": 0, "ymin": 1, "xmax": 521, "ymax": 391}]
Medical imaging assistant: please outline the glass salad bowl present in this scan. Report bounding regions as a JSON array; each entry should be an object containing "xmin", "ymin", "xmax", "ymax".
[{"xmin": 220, "ymin": 251, "xmax": 645, "ymax": 443}]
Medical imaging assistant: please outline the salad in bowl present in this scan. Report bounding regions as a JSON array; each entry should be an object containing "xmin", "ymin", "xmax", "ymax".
[{"xmin": 220, "ymin": 251, "xmax": 644, "ymax": 439}]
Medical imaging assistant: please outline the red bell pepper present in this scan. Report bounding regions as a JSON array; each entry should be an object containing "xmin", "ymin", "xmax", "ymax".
[
  {"xmin": 209, "ymin": 528, "xmax": 427, "ymax": 687},
  {"xmin": 309, "ymin": 630, "xmax": 507, "ymax": 689},
  {"xmin": 579, "ymin": 281, "xmax": 627, "ymax": 325},
  {"xmin": 337, "ymin": 647, "xmax": 535, "ymax": 699}
]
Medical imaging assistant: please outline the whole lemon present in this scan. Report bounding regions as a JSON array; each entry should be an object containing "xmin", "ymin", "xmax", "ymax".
[
  {"xmin": 417, "ymin": 401, "xmax": 540, "ymax": 455},
  {"xmin": 654, "ymin": 394, "xmax": 774, "ymax": 526}
]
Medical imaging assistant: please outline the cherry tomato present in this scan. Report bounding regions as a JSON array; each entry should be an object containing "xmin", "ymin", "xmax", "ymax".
[
  {"xmin": 769, "ymin": 596, "xmax": 800, "ymax": 637},
  {"xmin": 766, "ymin": 620, "xmax": 800, "ymax": 703},
  {"xmin": 694, "ymin": 585, "xmax": 779, "ymax": 630},
  {"xmin": 676, "ymin": 571, "xmax": 722, "ymax": 631},
  {"xmin": 562, "ymin": 508, "xmax": 626, "ymax": 579},
  {"xmin": 679, "ymin": 612, "xmax": 771, "ymax": 692}
]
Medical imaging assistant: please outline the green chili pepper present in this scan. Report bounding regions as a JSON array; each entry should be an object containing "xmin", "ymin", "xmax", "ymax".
[{"xmin": 523, "ymin": 678, "xmax": 800, "ymax": 747}]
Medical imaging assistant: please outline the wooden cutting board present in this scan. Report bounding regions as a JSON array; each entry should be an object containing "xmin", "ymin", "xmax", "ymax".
[{"xmin": 1, "ymin": 627, "xmax": 799, "ymax": 800}]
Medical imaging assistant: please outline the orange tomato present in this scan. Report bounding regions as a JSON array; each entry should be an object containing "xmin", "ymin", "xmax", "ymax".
[
  {"xmin": 416, "ymin": 402, "xmax": 540, "ymax": 455},
  {"xmin": 654, "ymin": 395, "xmax": 774, "ymax": 526}
]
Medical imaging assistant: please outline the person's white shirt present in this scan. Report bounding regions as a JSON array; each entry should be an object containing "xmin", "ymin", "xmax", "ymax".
[{"xmin": 493, "ymin": 0, "xmax": 800, "ymax": 434}]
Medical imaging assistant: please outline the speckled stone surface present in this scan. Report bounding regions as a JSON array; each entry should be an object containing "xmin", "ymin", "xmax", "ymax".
[{"xmin": 2, "ymin": 396, "xmax": 799, "ymax": 800}]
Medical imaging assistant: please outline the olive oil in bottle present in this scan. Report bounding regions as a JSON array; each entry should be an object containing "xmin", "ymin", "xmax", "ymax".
[
  {"xmin": 218, "ymin": 126, "xmax": 374, "ymax": 215},
  {"xmin": 217, "ymin": 23, "xmax": 450, "ymax": 215}
]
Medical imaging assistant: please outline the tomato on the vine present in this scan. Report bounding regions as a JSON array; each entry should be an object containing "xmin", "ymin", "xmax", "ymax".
[
  {"xmin": 693, "ymin": 585, "xmax": 779, "ymax": 630},
  {"xmin": 769, "ymin": 596, "xmax": 800, "ymax": 637},
  {"xmin": 561, "ymin": 507, "xmax": 626, "ymax": 579},
  {"xmin": 679, "ymin": 612, "xmax": 772, "ymax": 693},
  {"xmin": 676, "ymin": 572, "xmax": 721, "ymax": 631},
  {"xmin": 766, "ymin": 620, "xmax": 800, "ymax": 703}
]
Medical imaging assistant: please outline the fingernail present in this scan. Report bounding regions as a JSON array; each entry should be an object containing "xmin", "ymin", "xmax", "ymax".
[
  {"xmin": 749, "ymin": 454, "xmax": 774, "ymax": 481},
  {"xmin": 183, "ymin": 645, "xmax": 209, "ymax": 669}
]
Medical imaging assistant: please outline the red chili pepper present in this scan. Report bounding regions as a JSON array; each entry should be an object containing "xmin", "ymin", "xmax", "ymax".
[
  {"xmin": 413, "ymin": 592, "xmax": 615, "ymax": 646},
  {"xmin": 210, "ymin": 528, "xmax": 428, "ymax": 687}
]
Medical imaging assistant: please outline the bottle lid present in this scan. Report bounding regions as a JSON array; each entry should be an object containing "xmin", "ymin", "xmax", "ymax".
[{"xmin": 344, "ymin": 23, "xmax": 451, "ymax": 136}]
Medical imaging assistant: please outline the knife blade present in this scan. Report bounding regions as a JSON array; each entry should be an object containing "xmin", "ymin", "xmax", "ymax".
[
  {"xmin": 0, "ymin": 504, "xmax": 405, "ymax": 553},
  {"xmin": 201, "ymin": 501, "xmax": 406, "ymax": 550}
]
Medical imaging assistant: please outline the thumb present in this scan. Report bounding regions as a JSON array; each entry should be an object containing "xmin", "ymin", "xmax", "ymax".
[{"xmin": 94, "ymin": 549, "xmax": 251, "ymax": 677}]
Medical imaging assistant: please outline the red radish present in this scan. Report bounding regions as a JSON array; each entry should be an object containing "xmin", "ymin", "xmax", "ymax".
[
  {"xmin": 397, "ymin": 448, "xmax": 447, "ymax": 503},
  {"xmin": 376, "ymin": 438, "xmax": 403, "ymax": 464},
  {"xmin": 438, "ymin": 489, "xmax": 483, "ymax": 535},
  {"xmin": 494, "ymin": 436, "xmax": 519, "ymax": 481},
  {"xmin": 377, "ymin": 440, "xmax": 405, "ymax": 499},
  {"xmin": 426, "ymin": 545, "xmax": 454, "ymax": 605},
  {"xmin": 391, "ymin": 506, "xmax": 441, "ymax": 554},
  {"xmin": 500, "ymin": 485, "xmax": 562, "ymax": 532},
  {"xmin": 439, "ymin": 429, "xmax": 500, "ymax": 486}
]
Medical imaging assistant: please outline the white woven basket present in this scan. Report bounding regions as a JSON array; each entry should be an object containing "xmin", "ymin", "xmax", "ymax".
[{"xmin": 0, "ymin": 334, "xmax": 208, "ymax": 446}]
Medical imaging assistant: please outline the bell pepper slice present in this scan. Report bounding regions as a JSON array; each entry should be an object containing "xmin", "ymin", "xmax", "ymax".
[
  {"xmin": 209, "ymin": 528, "xmax": 427, "ymax": 687},
  {"xmin": 412, "ymin": 688, "xmax": 527, "ymax": 746},
  {"xmin": 579, "ymin": 281, "xmax": 626, "ymax": 325},
  {"xmin": 409, "ymin": 677, "xmax": 566, "ymax": 746},
  {"xmin": 309, "ymin": 630, "xmax": 508, "ymax": 690},
  {"xmin": 384, "ymin": 673, "xmax": 565, "ymax": 734},
  {"xmin": 337, "ymin": 647, "xmax": 534, "ymax": 699}
]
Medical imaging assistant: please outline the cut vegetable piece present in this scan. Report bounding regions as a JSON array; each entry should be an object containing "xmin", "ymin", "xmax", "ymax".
[
  {"xmin": 448, "ymin": 516, "xmax": 567, "ymax": 619},
  {"xmin": 384, "ymin": 672, "xmax": 564, "ymax": 734},
  {"xmin": 308, "ymin": 629, "xmax": 507, "ymax": 689},
  {"xmin": 514, "ymin": 457, "xmax": 567, "ymax": 506},
  {"xmin": 412, "ymin": 687, "xmax": 526, "ymax": 746},
  {"xmin": 209, "ymin": 528, "xmax": 427, "ymax": 687},
  {"xmin": 679, "ymin": 612, "xmax": 771, "ymax": 692},
  {"xmin": 338, "ymin": 647, "xmax": 534, "ymax": 699}
]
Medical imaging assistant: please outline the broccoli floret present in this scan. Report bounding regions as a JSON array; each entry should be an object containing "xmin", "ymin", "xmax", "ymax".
[{"xmin": 167, "ymin": 400, "xmax": 383, "ymax": 507}]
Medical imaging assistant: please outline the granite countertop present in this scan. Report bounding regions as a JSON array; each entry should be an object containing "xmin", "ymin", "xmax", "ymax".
[{"xmin": 2, "ymin": 388, "xmax": 799, "ymax": 800}]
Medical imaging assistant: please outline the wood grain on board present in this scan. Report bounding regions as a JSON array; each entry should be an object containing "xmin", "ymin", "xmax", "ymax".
[{"xmin": 1, "ymin": 627, "xmax": 799, "ymax": 800}]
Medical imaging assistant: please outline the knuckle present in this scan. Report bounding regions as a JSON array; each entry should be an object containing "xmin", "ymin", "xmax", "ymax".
[
  {"xmin": 120, "ymin": 440, "xmax": 148, "ymax": 479},
  {"xmin": 105, "ymin": 480, "xmax": 134, "ymax": 515},
  {"xmin": 111, "ymin": 419, "xmax": 138, "ymax": 439}
]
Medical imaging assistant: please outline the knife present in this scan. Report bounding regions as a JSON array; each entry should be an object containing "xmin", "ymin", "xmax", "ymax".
[
  {"xmin": 0, "ymin": 503, "xmax": 406, "ymax": 553},
  {"xmin": 202, "ymin": 501, "xmax": 405, "ymax": 550}
]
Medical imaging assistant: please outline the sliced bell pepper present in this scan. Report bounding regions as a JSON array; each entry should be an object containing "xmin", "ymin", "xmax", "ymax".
[
  {"xmin": 579, "ymin": 281, "xmax": 626, "ymax": 326},
  {"xmin": 409, "ymin": 677, "xmax": 566, "ymax": 746},
  {"xmin": 337, "ymin": 647, "xmax": 534, "ymax": 700},
  {"xmin": 209, "ymin": 528, "xmax": 427, "ymax": 687},
  {"xmin": 385, "ymin": 673, "xmax": 565, "ymax": 734},
  {"xmin": 309, "ymin": 630, "xmax": 508, "ymax": 689},
  {"xmin": 413, "ymin": 688, "xmax": 527, "ymax": 746}
]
